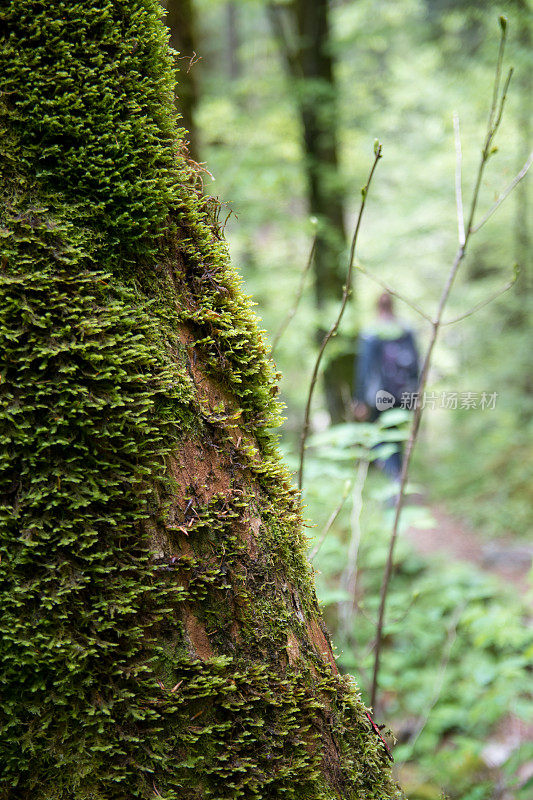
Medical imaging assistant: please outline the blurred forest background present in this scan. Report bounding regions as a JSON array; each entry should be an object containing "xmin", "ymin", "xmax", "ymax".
[{"xmin": 164, "ymin": 1, "xmax": 532, "ymax": 798}]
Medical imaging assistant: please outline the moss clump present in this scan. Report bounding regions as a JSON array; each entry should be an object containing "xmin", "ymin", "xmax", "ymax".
[
  {"xmin": 0, "ymin": 2, "xmax": 402, "ymax": 798},
  {"xmin": 0, "ymin": 0, "xmax": 182, "ymax": 266}
]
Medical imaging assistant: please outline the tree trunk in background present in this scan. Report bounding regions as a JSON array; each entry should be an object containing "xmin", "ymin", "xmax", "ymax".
[
  {"xmin": 0, "ymin": 2, "xmax": 400, "ymax": 798},
  {"xmin": 227, "ymin": 2, "xmax": 241, "ymax": 80},
  {"xmin": 269, "ymin": 0, "xmax": 352, "ymax": 422},
  {"xmin": 293, "ymin": 0, "xmax": 347, "ymax": 308},
  {"xmin": 164, "ymin": 0, "xmax": 200, "ymax": 161}
]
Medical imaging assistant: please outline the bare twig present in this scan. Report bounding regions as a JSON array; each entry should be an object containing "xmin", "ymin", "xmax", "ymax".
[
  {"xmin": 356, "ymin": 263, "xmax": 433, "ymax": 323},
  {"xmin": 298, "ymin": 145, "xmax": 383, "ymax": 490},
  {"xmin": 466, "ymin": 21, "xmax": 511, "ymax": 237},
  {"xmin": 453, "ymin": 113, "xmax": 466, "ymax": 245},
  {"xmin": 309, "ymin": 479, "xmax": 352, "ymax": 561},
  {"xmin": 442, "ymin": 267, "xmax": 518, "ymax": 325},
  {"xmin": 487, "ymin": 24, "xmax": 506, "ymax": 131},
  {"xmin": 174, "ymin": 52, "xmax": 203, "ymax": 73},
  {"xmin": 370, "ymin": 20, "xmax": 515, "ymax": 711},
  {"xmin": 271, "ymin": 236, "xmax": 316, "ymax": 354},
  {"xmin": 471, "ymin": 153, "xmax": 532, "ymax": 233},
  {"xmin": 492, "ymin": 67, "xmax": 513, "ymax": 136}
]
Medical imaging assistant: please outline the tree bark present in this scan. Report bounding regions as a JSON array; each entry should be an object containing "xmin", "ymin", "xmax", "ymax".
[{"xmin": 0, "ymin": 2, "xmax": 400, "ymax": 798}]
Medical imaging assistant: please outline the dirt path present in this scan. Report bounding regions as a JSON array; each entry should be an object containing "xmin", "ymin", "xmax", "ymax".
[{"xmin": 405, "ymin": 503, "xmax": 533, "ymax": 599}]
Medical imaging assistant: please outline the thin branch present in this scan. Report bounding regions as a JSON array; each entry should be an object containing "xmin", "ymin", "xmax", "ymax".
[
  {"xmin": 370, "ymin": 22, "xmax": 514, "ymax": 712},
  {"xmin": 453, "ymin": 113, "xmax": 466, "ymax": 246},
  {"xmin": 465, "ymin": 24, "xmax": 509, "ymax": 236},
  {"xmin": 298, "ymin": 145, "xmax": 383, "ymax": 491},
  {"xmin": 487, "ymin": 21, "xmax": 506, "ymax": 134},
  {"xmin": 356, "ymin": 263, "xmax": 434, "ymax": 323},
  {"xmin": 309, "ymin": 479, "xmax": 352, "ymax": 561},
  {"xmin": 442, "ymin": 267, "xmax": 518, "ymax": 325},
  {"xmin": 472, "ymin": 153, "xmax": 532, "ymax": 233},
  {"xmin": 271, "ymin": 236, "xmax": 316, "ymax": 354},
  {"xmin": 492, "ymin": 67, "xmax": 513, "ymax": 136}
]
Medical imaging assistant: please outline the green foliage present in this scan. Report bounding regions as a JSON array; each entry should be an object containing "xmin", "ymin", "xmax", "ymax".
[
  {"xmin": 308, "ymin": 412, "xmax": 411, "ymax": 468},
  {"xmin": 420, "ymin": 402, "xmax": 533, "ymax": 536},
  {"xmin": 302, "ymin": 431, "xmax": 532, "ymax": 800}
]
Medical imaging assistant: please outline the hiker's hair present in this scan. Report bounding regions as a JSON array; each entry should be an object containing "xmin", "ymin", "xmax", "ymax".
[{"xmin": 377, "ymin": 292, "xmax": 394, "ymax": 315}]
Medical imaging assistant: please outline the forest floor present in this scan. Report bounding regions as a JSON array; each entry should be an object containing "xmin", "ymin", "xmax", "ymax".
[
  {"xmin": 405, "ymin": 502, "xmax": 533, "ymax": 798},
  {"xmin": 406, "ymin": 504, "xmax": 533, "ymax": 601}
]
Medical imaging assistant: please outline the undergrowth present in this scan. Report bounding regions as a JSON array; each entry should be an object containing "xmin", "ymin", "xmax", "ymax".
[{"xmin": 301, "ymin": 434, "xmax": 533, "ymax": 800}]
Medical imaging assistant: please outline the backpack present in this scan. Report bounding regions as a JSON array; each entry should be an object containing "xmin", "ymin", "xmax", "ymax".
[{"xmin": 378, "ymin": 332, "xmax": 419, "ymax": 402}]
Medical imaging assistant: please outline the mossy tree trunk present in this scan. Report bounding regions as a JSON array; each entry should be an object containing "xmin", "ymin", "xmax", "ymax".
[{"xmin": 0, "ymin": 2, "xmax": 400, "ymax": 798}]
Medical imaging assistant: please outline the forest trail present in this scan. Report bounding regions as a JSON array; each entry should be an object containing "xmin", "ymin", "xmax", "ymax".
[{"xmin": 405, "ymin": 503, "xmax": 533, "ymax": 601}]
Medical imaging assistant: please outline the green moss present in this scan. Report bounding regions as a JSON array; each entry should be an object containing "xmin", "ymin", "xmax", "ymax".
[
  {"xmin": 0, "ymin": 0, "xmax": 182, "ymax": 266},
  {"xmin": 0, "ymin": 2, "xmax": 401, "ymax": 798}
]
